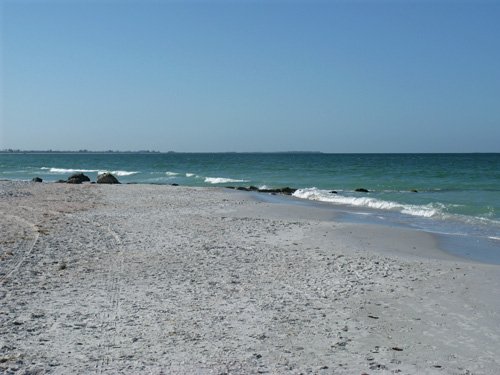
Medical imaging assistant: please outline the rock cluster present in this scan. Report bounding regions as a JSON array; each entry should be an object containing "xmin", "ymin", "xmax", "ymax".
[{"xmin": 57, "ymin": 172, "xmax": 120, "ymax": 184}]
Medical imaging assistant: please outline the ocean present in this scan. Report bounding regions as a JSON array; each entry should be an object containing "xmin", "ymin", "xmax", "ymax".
[{"xmin": 1, "ymin": 152, "xmax": 499, "ymax": 263}]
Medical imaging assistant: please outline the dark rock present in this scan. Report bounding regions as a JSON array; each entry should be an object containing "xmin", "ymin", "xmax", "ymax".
[
  {"xmin": 96, "ymin": 173, "xmax": 120, "ymax": 184},
  {"xmin": 55, "ymin": 179, "xmax": 66, "ymax": 183},
  {"xmin": 330, "ymin": 190, "xmax": 338, "ymax": 194},
  {"xmin": 171, "ymin": 183, "xmax": 179, "ymax": 186},
  {"xmin": 228, "ymin": 186, "xmax": 297, "ymax": 195},
  {"xmin": 411, "ymin": 189, "xmax": 418, "ymax": 193},
  {"xmin": 258, "ymin": 187, "xmax": 296, "ymax": 195},
  {"xmin": 236, "ymin": 186, "xmax": 259, "ymax": 192},
  {"xmin": 67, "ymin": 173, "xmax": 91, "ymax": 184},
  {"xmin": 280, "ymin": 187, "xmax": 296, "ymax": 195},
  {"xmin": 32, "ymin": 177, "xmax": 43, "ymax": 183},
  {"xmin": 355, "ymin": 188, "xmax": 369, "ymax": 193}
]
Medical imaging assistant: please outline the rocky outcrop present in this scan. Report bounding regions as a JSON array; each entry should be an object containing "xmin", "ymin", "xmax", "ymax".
[
  {"xmin": 236, "ymin": 186, "xmax": 259, "ymax": 192},
  {"xmin": 67, "ymin": 173, "xmax": 91, "ymax": 184},
  {"xmin": 259, "ymin": 187, "xmax": 296, "ymax": 195},
  {"xmin": 355, "ymin": 188, "xmax": 369, "ymax": 193},
  {"xmin": 228, "ymin": 186, "xmax": 297, "ymax": 196},
  {"xmin": 97, "ymin": 173, "xmax": 120, "ymax": 184},
  {"xmin": 32, "ymin": 177, "xmax": 43, "ymax": 183}
]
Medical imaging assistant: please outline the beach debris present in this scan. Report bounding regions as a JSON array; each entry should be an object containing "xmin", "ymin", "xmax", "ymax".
[
  {"xmin": 97, "ymin": 172, "xmax": 120, "ymax": 184},
  {"xmin": 369, "ymin": 362, "xmax": 388, "ymax": 370},
  {"xmin": 392, "ymin": 347, "xmax": 403, "ymax": 351},
  {"xmin": 355, "ymin": 188, "xmax": 369, "ymax": 193},
  {"xmin": 32, "ymin": 177, "xmax": 43, "ymax": 183},
  {"xmin": 67, "ymin": 173, "xmax": 91, "ymax": 184},
  {"xmin": 367, "ymin": 315, "xmax": 379, "ymax": 319}
]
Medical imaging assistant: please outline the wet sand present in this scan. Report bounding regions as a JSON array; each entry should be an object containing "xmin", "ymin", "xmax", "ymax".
[{"xmin": 1, "ymin": 181, "xmax": 499, "ymax": 374}]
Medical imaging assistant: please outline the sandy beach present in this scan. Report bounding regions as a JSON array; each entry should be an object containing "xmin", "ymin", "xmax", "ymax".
[{"xmin": 1, "ymin": 181, "xmax": 499, "ymax": 374}]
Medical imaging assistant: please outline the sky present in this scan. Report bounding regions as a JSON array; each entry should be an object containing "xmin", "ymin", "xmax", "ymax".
[{"xmin": 1, "ymin": 0, "xmax": 499, "ymax": 153}]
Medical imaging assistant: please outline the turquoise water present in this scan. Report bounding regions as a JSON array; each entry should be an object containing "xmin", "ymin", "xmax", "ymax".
[{"xmin": 1, "ymin": 152, "xmax": 499, "ymax": 261}]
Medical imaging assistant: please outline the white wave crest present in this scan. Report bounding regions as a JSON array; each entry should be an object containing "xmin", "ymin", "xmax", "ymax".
[
  {"xmin": 100, "ymin": 170, "xmax": 138, "ymax": 177},
  {"xmin": 204, "ymin": 177, "xmax": 249, "ymax": 184},
  {"xmin": 45, "ymin": 168, "xmax": 99, "ymax": 174},
  {"xmin": 186, "ymin": 173, "xmax": 196, "ymax": 177},
  {"xmin": 43, "ymin": 167, "xmax": 137, "ymax": 176},
  {"xmin": 293, "ymin": 188, "xmax": 439, "ymax": 218},
  {"xmin": 166, "ymin": 171, "xmax": 179, "ymax": 176}
]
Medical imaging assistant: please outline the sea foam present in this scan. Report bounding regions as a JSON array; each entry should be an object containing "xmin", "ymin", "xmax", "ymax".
[
  {"xmin": 204, "ymin": 177, "xmax": 249, "ymax": 184},
  {"xmin": 293, "ymin": 188, "xmax": 439, "ymax": 218}
]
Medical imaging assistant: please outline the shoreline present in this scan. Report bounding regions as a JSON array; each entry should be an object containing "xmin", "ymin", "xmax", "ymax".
[
  {"xmin": 4, "ymin": 176, "xmax": 500, "ymax": 266},
  {"xmin": 246, "ymin": 188, "xmax": 500, "ymax": 266},
  {"xmin": 4, "ymin": 178, "xmax": 500, "ymax": 266},
  {"xmin": 1, "ymin": 181, "xmax": 500, "ymax": 373}
]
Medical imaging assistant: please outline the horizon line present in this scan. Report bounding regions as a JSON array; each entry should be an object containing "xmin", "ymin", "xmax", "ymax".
[{"xmin": 1, "ymin": 149, "xmax": 499, "ymax": 155}]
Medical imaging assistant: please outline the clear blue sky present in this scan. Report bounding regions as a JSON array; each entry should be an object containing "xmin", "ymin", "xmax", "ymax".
[{"xmin": 1, "ymin": 0, "xmax": 499, "ymax": 152}]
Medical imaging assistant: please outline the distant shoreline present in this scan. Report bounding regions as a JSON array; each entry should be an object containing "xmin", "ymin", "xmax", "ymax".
[
  {"xmin": 0, "ymin": 150, "xmax": 325, "ymax": 155},
  {"xmin": 1, "ymin": 150, "xmax": 499, "ymax": 155}
]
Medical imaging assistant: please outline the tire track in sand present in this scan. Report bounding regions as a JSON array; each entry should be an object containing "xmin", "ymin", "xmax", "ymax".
[
  {"xmin": 95, "ymin": 221, "xmax": 125, "ymax": 374},
  {"xmin": 0, "ymin": 214, "xmax": 40, "ymax": 285}
]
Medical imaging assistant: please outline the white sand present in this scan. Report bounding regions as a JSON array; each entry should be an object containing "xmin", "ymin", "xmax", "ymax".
[{"xmin": 1, "ymin": 181, "xmax": 499, "ymax": 374}]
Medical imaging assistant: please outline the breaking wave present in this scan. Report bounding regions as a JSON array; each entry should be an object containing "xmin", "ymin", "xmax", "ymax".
[
  {"xmin": 204, "ymin": 177, "xmax": 249, "ymax": 184},
  {"xmin": 293, "ymin": 187, "xmax": 439, "ymax": 218},
  {"xmin": 41, "ymin": 167, "xmax": 138, "ymax": 176},
  {"xmin": 43, "ymin": 167, "xmax": 99, "ymax": 174},
  {"xmin": 101, "ymin": 170, "xmax": 138, "ymax": 177}
]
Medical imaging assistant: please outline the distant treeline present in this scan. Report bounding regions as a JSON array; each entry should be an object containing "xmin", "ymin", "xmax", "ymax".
[
  {"xmin": 0, "ymin": 149, "xmax": 163, "ymax": 154},
  {"xmin": 0, "ymin": 150, "xmax": 323, "ymax": 154}
]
